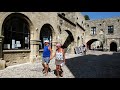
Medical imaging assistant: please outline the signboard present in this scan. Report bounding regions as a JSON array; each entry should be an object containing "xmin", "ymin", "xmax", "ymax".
[
  {"xmin": 74, "ymin": 47, "xmax": 80, "ymax": 54},
  {"xmin": 74, "ymin": 47, "xmax": 83, "ymax": 54},
  {"xmin": 16, "ymin": 41, "xmax": 21, "ymax": 47},
  {"xmin": 12, "ymin": 39, "xmax": 15, "ymax": 49},
  {"xmin": 4, "ymin": 44, "xmax": 10, "ymax": 49},
  {"xmin": 12, "ymin": 39, "xmax": 15, "ymax": 45},
  {"xmin": 25, "ymin": 37, "xmax": 29, "ymax": 44},
  {"xmin": 16, "ymin": 44, "xmax": 21, "ymax": 47},
  {"xmin": 7, "ymin": 44, "xmax": 10, "ymax": 49}
]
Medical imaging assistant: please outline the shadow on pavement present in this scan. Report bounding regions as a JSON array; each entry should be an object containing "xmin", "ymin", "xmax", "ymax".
[{"xmin": 65, "ymin": 52, "xmax": 120, "ymax": 78}]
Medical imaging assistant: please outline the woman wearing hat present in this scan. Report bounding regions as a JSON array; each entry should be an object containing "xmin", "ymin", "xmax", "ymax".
[{"xmin": 52, "ymin": 43, "xmax": 65, "ymax": 78}]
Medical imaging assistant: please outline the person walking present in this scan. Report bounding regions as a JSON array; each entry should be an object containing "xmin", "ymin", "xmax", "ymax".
[
  {"xmin": 42, "ymin": 40, "xmax": 52, "ymax": 76},
  {"xmin": 51, "ymin": 43, "xmax": 65, "ymax": 78},
  {"xmin": 83, "ymin": 44, "xmax": 87, "ymax": 55}
]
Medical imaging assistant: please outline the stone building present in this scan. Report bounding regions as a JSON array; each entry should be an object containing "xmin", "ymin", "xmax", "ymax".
[
  {"xmin": 85, "ymin": 17, "xmax": 120, "ymax": 52},
  {"xmin": 0, "ymin": 12, "xmax": 85, "ymax": 67},
  {"xmin": 0, "ymin": 12, "xmax": 120, "ymax": 69}
]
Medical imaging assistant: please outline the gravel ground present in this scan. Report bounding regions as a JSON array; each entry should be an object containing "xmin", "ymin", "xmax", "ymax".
[
  {"xmin": 0, "ymin": 53, "xmax": 81, "ymax": 78},
  {"xmin": 0, "ymin": 51, "xmax": 119, "ymax": 78}
]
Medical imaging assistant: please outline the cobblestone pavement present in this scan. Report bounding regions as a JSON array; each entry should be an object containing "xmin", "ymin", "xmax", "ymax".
[
  {"xmin": 0, "ymin": 53, "xmax": 81, "ymax": 78},
  {"xmin": 0, "ymin": 51, "xmax": 120, "ymax": 78}
]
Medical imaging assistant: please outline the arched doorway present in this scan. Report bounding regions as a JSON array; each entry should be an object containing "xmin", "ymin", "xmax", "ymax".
[
  {"xmin": 62, "ymin": 30, "xmax": 74, "ymax": 52},
  {"xmin": 87, "ymin": 39, "xmax": 103, "ymax": 50},
  {"xmin": 110, "ymin": 42, "xmax": 117, "ymax": 51},
  {"xmin": 40, "ymin": 24, "xmax": 54, "ymax": 49},
  {"xmin": 2, "ymin": 13, "xmax": 32, "ymax": 50},
  {"xmin": 87, "ymin": 39, "xmax": 98, "ymax": 50}
]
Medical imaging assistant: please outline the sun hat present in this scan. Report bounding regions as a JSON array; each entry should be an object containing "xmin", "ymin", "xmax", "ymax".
[
  {"xmin": 44, "ymin": 40, "xmax": 49, "ymax": 43},
  {"xmin": 56, "ymin": 43, "xmax": 62, "ymax": 46}
]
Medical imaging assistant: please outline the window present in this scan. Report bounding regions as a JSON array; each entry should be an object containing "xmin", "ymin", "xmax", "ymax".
[
  {"xmin": 90, "ymin": 27, "xmax": 96, "ymax": 35},
  {"xmin": 108, "ymin": 25, "xmax": 114, "ymax": 34},
  {"xmin": 40, "ymin": 24, "xmax": 53, "ymax": 49},
  {"xmin": 3, "ymin": 17, "xmax": 30, "ymax": 50}
]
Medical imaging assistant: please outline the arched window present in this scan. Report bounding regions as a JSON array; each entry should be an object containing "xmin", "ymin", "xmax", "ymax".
[
  {"xmin": 40, "ymin": 24, "xmax": 54, "ymax": 49},
  {"xmin": 2, "ymin": 13, "xmax": 30, "ymax": 50}
]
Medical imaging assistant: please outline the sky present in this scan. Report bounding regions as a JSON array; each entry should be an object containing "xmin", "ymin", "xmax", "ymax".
[{"xmin": 81, "ymin": 12, "xmax": 120, "ymax": 20}]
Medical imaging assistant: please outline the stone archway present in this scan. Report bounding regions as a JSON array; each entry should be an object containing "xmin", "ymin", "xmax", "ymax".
[
  {"xmin": 40, "ymin": 24, "xmax": 55, "ymax": 49},
  {"xmin": 87, "ymin": 39, "xmax": 103, "ymax": 50},
  {"xmin": 110, "ymin": 42, "xmax": 117, "ymax": 51}
]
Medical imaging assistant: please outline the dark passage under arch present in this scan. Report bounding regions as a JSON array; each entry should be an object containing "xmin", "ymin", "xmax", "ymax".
[
  {"xmin": 40, "ymin": 24, "xmax": 53, "ymax": 49},
  {"xmin": 110, "ymin": 42, "xmax": 117, "ymax": 51},
  {"xmin": 86, "ymin": 39, "xmax": 103, "ymax": 50}
]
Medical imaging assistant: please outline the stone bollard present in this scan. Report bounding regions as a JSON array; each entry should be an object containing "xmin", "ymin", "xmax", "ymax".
[{"xmin": 0, "ymin": 58, "xmax": 6, "ymax": 70}]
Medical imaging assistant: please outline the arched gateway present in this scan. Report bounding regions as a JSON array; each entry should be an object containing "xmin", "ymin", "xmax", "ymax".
[
  {"xmin": 1, "ymin": 13, "xmax": 33, "ymax": 66},
  {"xmin": 110, "ymin": 42, "xmax": 117, "ymax": 52}
]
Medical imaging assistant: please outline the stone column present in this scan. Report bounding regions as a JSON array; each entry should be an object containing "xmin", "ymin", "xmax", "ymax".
[
  {"xmin": 0, "ymin": 36, "xmax": 4, "ymax": 59},
  {"xmin": 105, "ymin": 38, "xmax": 108, "ymax": 51},
  {"xmin": 30, "ymin": 40, "xmax": 41, "ymax": 62},
  {"xmin": 34, "ymin": 40, "xmax": 41, "ymax": 56},
  {"xmin": 0, "ymin": 42, "xmax": 2, "ymax": 58},
  {"xmin": 34, "ymin": 28, "xmax": 40, "ymax": 56},
  {"xmin": 52, "ymin": 41, "xmax": 57, "ymax": 56},
  {"xmin": 51, "ymin": 34, "xmax": 58, "ymax": 56},
  {"xmin": 30, "ymin": 31, "xmax": 35, "ymax": 63},
  {"xmin": 0, "ymin": 36, "xmax": 5, "ymax": 69}
]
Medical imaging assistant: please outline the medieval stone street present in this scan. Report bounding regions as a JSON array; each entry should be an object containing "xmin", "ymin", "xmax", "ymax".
[{"xmin": 0, "ymin": 51, "xmax": 120, "ymax": 78}]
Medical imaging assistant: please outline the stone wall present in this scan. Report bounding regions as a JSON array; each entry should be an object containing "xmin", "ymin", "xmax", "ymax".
[
  {"xmin": 3, "ymin": 50, "xmax": 30, "ymax": 67},
  {"xmin": 57, "ymin": 12, "xmax": 83, "ymax": 53},
  {"xmin": 57, "ymin": 12, "xmax": 86, "ymax": 53},
  {"xmin": 85, "ymin": 17, "xmax": 120, "ymax": 50},
  {"xmin": 58, "ymin": 12, "xmax": 76, "ymax": 23},
  {"xmin": 0, "ymin": 12, "xmax": 58, "ymax": 63}
]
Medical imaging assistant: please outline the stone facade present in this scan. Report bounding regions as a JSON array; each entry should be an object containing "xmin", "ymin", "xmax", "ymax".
[
  {"xmin": 85, "ymin": 17, "xmax": 120, "ymax": 51},
  {"xmin": 0, "ymin": 12, "xmax": 86, "ymax": 68},
  {"xmin": 0, "ymin": 12, "xmax": 120, "ymax": 69},
  {"xmin": 3, "ymin": 50, "xmax": 30, "ymax": 66}
]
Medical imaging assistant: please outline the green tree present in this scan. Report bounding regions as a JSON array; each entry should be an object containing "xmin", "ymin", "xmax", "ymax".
[{"xmin": 84, "ymin": 15, "xmax": 90, "ymax": 20}]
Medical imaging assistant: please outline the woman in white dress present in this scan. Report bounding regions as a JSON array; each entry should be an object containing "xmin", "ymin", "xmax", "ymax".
[{"xmin": 52, "ymin": 43, "xmax": 65, "ymax": 78}]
